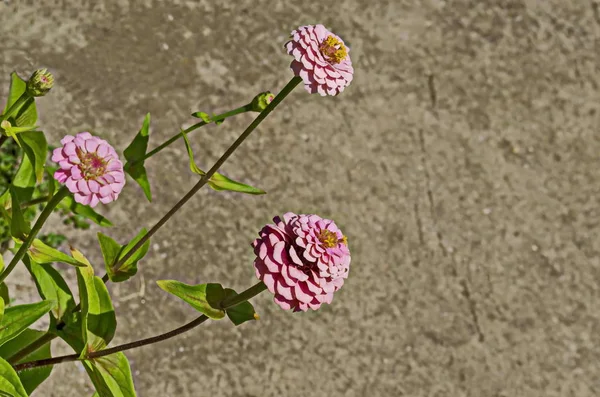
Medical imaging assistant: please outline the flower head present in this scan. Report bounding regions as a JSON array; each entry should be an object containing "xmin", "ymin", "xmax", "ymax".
[
  {"xmin": 252, "ymin": 212, "xmax": 351, "ymax": 312},
  {"xmin": 285, "ymin": 25, "xmax": 354, "ymax": 96},
  {"xmin": 251, "ymin": 91, "xmax": 275, "ymax": 112},
  {"xmin": 52, "ymin": 132, "xmax": 125, "ymax": 207},
  {"xmin": 26, "ymin": 68, "xmax": 54, "ymax": 97}
]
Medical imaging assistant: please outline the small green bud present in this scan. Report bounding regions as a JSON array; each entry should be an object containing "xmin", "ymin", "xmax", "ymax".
[
  {"xmin": 251, "ymin": 91, "xmax": 275, "ymax": 112},
  {"xmin": 26, "ymin": 68, "xmax": 54, "ymax": 97}
]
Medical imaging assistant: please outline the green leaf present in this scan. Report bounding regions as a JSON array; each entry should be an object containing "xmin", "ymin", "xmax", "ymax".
[
  {"xmin": 24, "ymin": 256, "xmax": 75, "ymax": 325},
  {"xmin": 181, "ymin": 131, "xmax": 265, "ymax": 195},
  {"xmin": 156, "ymin": 280, "xmax": 226, "ymax": 320},
  {"xmin": 28, "ymin": 238, "xmax": 87, "ymax": 267},
  {"xmin": 17, "ymin": 130, "xmax": 47, "ymax": 183},
  {"xmin": 97, "ymin": 233, "xmax": 121, "ymax": 272},
  {"xmin": 181, "ymin": 131, "xmax": 204, "ymax": 176},
  {"xmin": 0, "ymin": 285, "xmax": 8, "ymax": 310},
  {"xmin": 192, "ymin": 111, "xmax": 211, "ymax": 123},
  {"xmin": 99, "ymin": 229, "xmax": 149, "ymax": 283},
  {"xmin": 0, "ymin": 356, "xmax": 28, "ymax": 397},
  {"xmin": 10, "ymin": 153, "xmax": 35, "ymax": 203},
  {"xmin": 9, "ymin": 187, "xmax": 30, "ymax": 240},
  {"xmin": 73, "ymin": 247, "xmax": 116, "ymax": 356},
  {"xmin": 0, "ymin": 298, "xmax": 4, "ymax": 325},
  {"xmin": 59, "ymin": 195, "xmax": 113, "ymax": 227},
  {"xmin": 55, "ymin": 311, "xmax": 84, "ymax": 353},
  {"xmin": 0, "ymin": 300, "xmax": 56, "ymax": 347},
  {"xmin": 0, "ymin": 329, "xmax": 52, "ymax": 394},
  {"xmin": 82, "ymin": 352, "xmax": 136, "ymax": 397},
  {"xmin": 208, "ymin": 172, "xmax": 266, "ymax": 195},
  {"xmin": 123, "ymin": 113, "xmax": 152, "ymax": 202},
  {"xmin": 3, "ymin": 72, "xmax": 37, "ymax": 128},
  {"xmin": 223, "ymin": 288, "xmax": 258, "ymax": 326}
]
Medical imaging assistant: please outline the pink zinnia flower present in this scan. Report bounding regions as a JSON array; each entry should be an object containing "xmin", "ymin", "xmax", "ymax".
[
  {"xmin": 252, "ymin": 212, "xmax": 351, "ymax": 312},
  {"xmin": 285, "ymin": 24, "xmax": 354, "ymax": 96},
  {"xmin": 52, "ymin": 132, "xmax": 125, "ymax": 207}
]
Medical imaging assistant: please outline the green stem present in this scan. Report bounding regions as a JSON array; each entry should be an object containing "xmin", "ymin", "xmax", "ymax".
[
  {"xmin": 109, "ymin": 76, "xmax": 302, "ymax": 276},
  {"xmin": 20, "ymin": 195, "xmax": 50, "ymax": 209},
  {"xmin": 0, "ymin": 93, "xmax": 30, "ymax": 123},
  {"xmin": 221, "ymin": 281, "xmax": 268, "ymax": 308},
  {"xmin": 135, "ymin": 104, "xmax": 253, "ymax": 164},
  {"xmin": 7, "ymin": 332, "xmax": 56, "ymax": 364},
  {"xmin": 0, "ymin": 186, "xmax": 69, "ymax": 283},
  {"xmin": 13, "ymin": 281, "xmax": 267, "ymax": 372}
]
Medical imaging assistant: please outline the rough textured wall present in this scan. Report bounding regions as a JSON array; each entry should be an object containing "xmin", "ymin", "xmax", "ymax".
[{"xmin": 1, "ymin": 0, "xmax": 599, "ymax": 396}]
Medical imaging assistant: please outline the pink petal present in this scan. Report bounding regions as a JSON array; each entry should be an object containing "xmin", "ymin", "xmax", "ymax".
[
  {"xmin": 77, "ymin": 179, "xmax": 91, "ymax": 194},
  {"xmin": 97, "ymin": 144, "xmax": 109, "ymax": 157},
  {"xmin": 294, "ymin": 283, "xmax": 313, "ymax": 304},
  {"xmin": 85, "ymin": 139, "xmax": 99, "ymax": 153},
  {"xmin": 70, "ymin": 167, "xmax": 83, "ymax": 180},
  {"xmin": 272, "ymin": 241, "xmax": 286, "ymax": 264},
  {"xmin": 273, "ymin": 295, "xmax": 292, "ymax": 310},
  {"xmin": 74, "ymin": 192, "xmax": 92, "ymax": 206},
  {"xmin": 65, "ymin": 178, "xmax": 78, "ymax": 193},
  {"xmin": 60, "ymin": 135, "xmax": 74, "ymax": 145},
  {"xmin": 89, "ymin": 194, "xmax": 100, "ymax": 208},
  {"xmin": 88, "ymin": 180, "xmax": 100, "ymax": 193},
  {"xmin": 262, "ymin": 273, "xmax": 276, "ymax": 294},
  {"xmin": 276, "ymin": 280, "xmax": 293, "ymax": 300}
]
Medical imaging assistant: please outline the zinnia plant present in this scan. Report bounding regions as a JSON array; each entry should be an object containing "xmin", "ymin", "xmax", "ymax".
[{"xmin": 0, "ymin": 24, "xmax": 354, "ymax": 396}]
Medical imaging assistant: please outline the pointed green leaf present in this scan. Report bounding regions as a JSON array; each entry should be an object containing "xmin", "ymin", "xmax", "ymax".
[
  {"xmin": 223, "ymin": 288, "xmax": 258, "ymax": 326},
  {"xmin": 181, "ymin": 131, "xmax": 204, "ymax": 176},
  {"xmin": 0, "ymin": 300, "xmax": 56, "ymax": 347},
  {"xmin": 208, "ymin": 172, "xmax": 266, "ymax": 195},
  {"xmin": 156, "ymin": 280, "xmax": 226, "ymax": 319},
  {"xmin": 0, "ymin": 356, "xmax": 28, "ymax": 397},
  {"xmin": 192, "ymin": 112, "xmax": 211, "ymax": 123},
  {"xmin": 83, "ymin": 352, "xmax": 136, "ymax": 397},
  {"xmin": 28, "ymin": 239, "xmax": 87, "ymax": 267},
  {"xmin": 0, "ymin": 298, "xmax": 4, "ymax": 325},
  {"xmin": 17, "ymin": 130, "xmax": 47, "ymax": 183},
  {"xmin": 100, "ymin": 229, "xmax": 149, "ymax": 283},
  {"xmin": 181, "ymin": 132, "xmax": 265, "ymax": 195},
  {"xmin": 73, "ymin": 247, "xmax": 116, "ymax": 356},
  {"xmin": 123, "ymin": 114, "xmax": 152, "ymax": 201},
  {"xmin": 10, "ymin": 152, "xmax": 35, "ymax": 203},
  {"xmin": 9, "ymin": 187, "xmax": 30, "ymax": 240},
  {"xmin": 3, "ymin": 72, "xmax": 37, "ymax": 128},
  {"xmin": 24, "ymin": 256, "xmax": 75, "ymax": 325},
  {"xmin": 97, "ymin": 233, "xmax": 121, "ymax": 271},
  {"xmin": 59, "ymin": 195, "xmax": 113, "ymax": 227},
  {"xmin": 0, "ymin": 329, "xmax": 52, "ymax": 394}
]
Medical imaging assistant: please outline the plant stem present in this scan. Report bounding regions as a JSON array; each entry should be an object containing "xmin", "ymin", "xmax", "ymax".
[
  {"xmin": 0, "ymin": 186, "xmax": 70, "ymax": 283},
  {"xmin": 20, "ymin": 195, "xmax": 50, "ymax": 208},
  {"xmin": 13, "ymin": 281, "xmax": 267, "ymax": 372},
  {"xmin": 10, "ymin": 79, "xmax": 299, "ymax": 367},
  {"xmin": 135, "ymin": 104, "xmax": 253, "ymax": 164},
  {"xmin": 221, "ymin": 281, "xmax": 268, "ymax": 308},
  {"xmin": 7, "ymin": 332, "xmax": 56, "ymax": 364},
  {"xmin": 111, "ymin": 76, "xmax": 302, "ymax": 275},
  {"xmin": 0, "ymin": 93, "xmax": 30, "ymax": 123}
]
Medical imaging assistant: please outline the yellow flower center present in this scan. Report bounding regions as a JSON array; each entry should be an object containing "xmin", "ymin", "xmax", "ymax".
[
  {"xmin": 318, "ymin": 229, "xmax": 347, "ymax": 248},
  {"xmin": 319, "ymin": 36, "xmax": 347, "ymax": 64},
  {"xmin": 77, "ymin": 149, "xmax": 107, "ymax": 180}
]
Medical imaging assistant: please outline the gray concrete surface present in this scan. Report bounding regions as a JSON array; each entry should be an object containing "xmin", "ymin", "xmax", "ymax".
[{"xmin": 2, "ymin": 0, "xmax": 600, "ymax": 396}]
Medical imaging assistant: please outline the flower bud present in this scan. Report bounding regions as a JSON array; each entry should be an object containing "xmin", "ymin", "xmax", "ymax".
[
  {"xmin": 251, "ymin": 91, "xmax": 275, "ymax": 112},
  {"xmin": 26, "ymin": 68, "xmax": 54, "ymax": 97}
]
